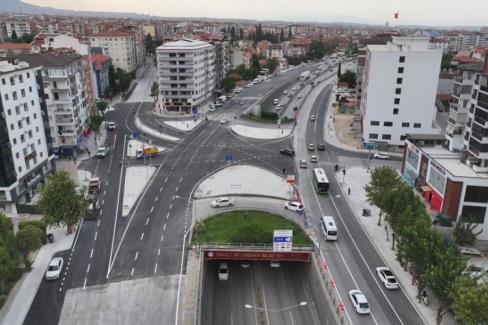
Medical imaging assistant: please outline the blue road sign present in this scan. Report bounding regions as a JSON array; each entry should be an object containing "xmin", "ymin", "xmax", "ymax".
[
  {"xmin": 132, "ymin": 131, "xmax": 140, "ymax": 139},
  {"xmin": 225, "ymin": 154, "xmax": 233, "ymax": 161},
  {"xmin": 273, "ymin": 236, "xmax": 292, "ymax": 243}
]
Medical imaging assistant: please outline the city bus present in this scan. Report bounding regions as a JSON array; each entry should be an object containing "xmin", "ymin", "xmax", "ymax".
[{"xmin": 313, "ymin": 168, "xmax": 329, "ymax": 194}]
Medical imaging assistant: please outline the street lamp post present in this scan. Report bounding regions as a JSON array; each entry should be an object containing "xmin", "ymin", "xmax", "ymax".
[{"xmin": 244, "ymin": 301, "xmax": 307, "ymax": 313}]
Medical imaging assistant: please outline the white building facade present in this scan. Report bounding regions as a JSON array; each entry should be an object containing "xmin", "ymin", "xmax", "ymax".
[
  {"xmin": 157, "ymin": 39, "xmax": 215, "ymax": 113},
  {"xmin": 0, "ymin": 59, "xmax": 54, "ymax": 213},
  {"xmin": 360, "ymin": 37, "xmax": 442, "ymax": 146},
  {"xmin": 90, "ymin": 31, "xmax": 139, "ymax": 73},
  {"xmin": 0, "ymin": 20, "xmax": 31, "ymax": 41}
]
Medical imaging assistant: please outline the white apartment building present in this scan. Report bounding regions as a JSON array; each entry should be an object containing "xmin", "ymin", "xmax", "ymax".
[
  {"xmin": 0, "ymin": 58, "xmax": 53, "ymax": 213},
  {"xmin": 20, "ymin": 52, "xmax": 89, "ymax": 155},
  {"xmin": 360, "ymin": 37, "xmax": 442, "ymax": 146},
  {"xmin": 0, "ymin": 20, "xmax": 31, "ymax": 41},
  {"xmin": 157, "ymin": 39, "xmax": 215, "ymax": 113},
  {"xmin": 90, "ymin": 30, "xmax": 139, "ymax": 72}
]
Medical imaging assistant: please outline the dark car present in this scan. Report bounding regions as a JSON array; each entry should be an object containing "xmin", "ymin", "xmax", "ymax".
[
  {"xmin": 318, "ymin": 144, "xmax": 326, "ymax": 151},
  {"xmin": 279, "ymin": 149, "xmax": 295, "ymax": 157}
]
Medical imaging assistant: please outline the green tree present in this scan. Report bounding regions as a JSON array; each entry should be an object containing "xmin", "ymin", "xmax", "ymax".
[
  {"xmin": 15, "ymin": 225, "xmax": 43, "ymax": 267},
  {"xmin": 267, "ymin": 57, "xmax": 279, "ymax": 73},
  {"xmin": 451, "ymin": 276, "xmax": 488, "ymax": 325},
  {"xmin": 339, "ymin": 70, "xmax": 357, "ymax": 88},
  {"xmin": 288, "ymin": 27, "xmax": 292, "ymax": 39},
  {"xmin": 337, "ymin": 60, "xmax": 341, "ymax": 78},
  {"xmin": 223, "ymin": 76, "xmax": 235, "ymax": 93},
  {"xmin": 150, "ymin": 81, "xmax": 159, "ymax": 102},
  {"xmin": 441, "ymin": 52, "xmax": 455, "ymax": 70},
  {"xmin": 364, "ymin": 166, "xmax": 402, "ymax": 224},
  {"xmin": 90, "ymin": 114, "xmax": 104, "ymax": 145},
  {"xmin": 425, "ymin": 245, "xmax": 467, "ymax": 325},
  {"xmin": 10, "ymin": 30, "xmax": 18, "ymax": 41},
  {"xmin": 38, "ymin": 171, "xmax": 89, "ymax": 232},
  {"xmin": 452, "ymin": 218, "xmax": 483, "ymax": 246},
  {"xmin": 108, "ymin": 64, "xmax": 118, "ymax": 95},
  {"xmin": 96, "ymin": 101, "xmax": 108, "ymax": 115}
]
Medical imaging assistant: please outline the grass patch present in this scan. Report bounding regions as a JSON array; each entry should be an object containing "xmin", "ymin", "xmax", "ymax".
[{"xmin": 192, "ymin": 210, "xmax": 312, "ymax": 246}]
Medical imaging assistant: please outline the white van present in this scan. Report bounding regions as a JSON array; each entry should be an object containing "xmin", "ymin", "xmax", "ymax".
[{"xmin": 321, "ymin": 216, "xmax": 338, "ymax": 241}]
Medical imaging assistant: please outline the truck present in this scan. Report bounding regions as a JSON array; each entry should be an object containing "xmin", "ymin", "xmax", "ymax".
[
  {"xmin": 299, "ymin": 71, "xmax": 311, "ymax": 81},
  {"xmin": 87, "ymin": 177, "xmax": 101, "ymax": 201},
  {"xmin": 136, "ymin": 146, "xmax": 161, "ymax": 159}
]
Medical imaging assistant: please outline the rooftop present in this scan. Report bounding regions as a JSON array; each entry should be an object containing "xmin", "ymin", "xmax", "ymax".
[
  {"xmin": 91, "ymin": 30, "xmax": 133, "ymax": 37},
  {"xmin": 0, "ymin": 43, "xmax": 32, "ymax": 50},
  {"xmin": 0, "ymin": 59, "xmax": 31, "ymax": 76},
  {"xmin": 17, "ymin": 52, "xmax": 82, "ymax": 68},
  {"xmin": 157, "ymin": 38, "xmax": 212, "ymax": 50}
]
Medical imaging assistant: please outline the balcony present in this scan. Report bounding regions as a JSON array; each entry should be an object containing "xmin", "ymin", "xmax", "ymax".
[
  {"xmin": 56, "ymin": 118, "xmax": 74, "ymax": 126},
  {"xmin": 448, "ymin": 111, "xmax": 468, "ymax": 127},
  {"xmin": 478, "ymin": 100, "xmax": 488, "ymax": 110},
  {"xmin": 480, "ymin": 85, "xmax": 488, "ymax": 94},
  {"xmin": 474, "ymin": 115, "xmax": 488, "ymax": 128}
]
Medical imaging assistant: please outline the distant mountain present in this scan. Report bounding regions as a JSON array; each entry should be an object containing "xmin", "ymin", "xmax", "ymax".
[{"xmin": 0, "ymin": 0, "xmax": 155, "ymax": 19}]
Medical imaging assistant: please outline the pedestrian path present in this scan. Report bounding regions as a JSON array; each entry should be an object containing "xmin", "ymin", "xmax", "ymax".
[{"xmin": 334, "ymin": 166, "xmax": 456, "ymax": 325}]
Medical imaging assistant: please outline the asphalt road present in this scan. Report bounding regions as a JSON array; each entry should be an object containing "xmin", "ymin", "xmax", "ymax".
[
  {"xmin": 202, "ymin": 261, "xmax": 320, "ymax": 325},
  {"xmin": 293, "ymin": 75, "xmax": 425, "ymax": 325}
]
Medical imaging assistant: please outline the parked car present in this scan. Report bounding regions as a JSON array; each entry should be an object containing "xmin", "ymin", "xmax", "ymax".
[
  {"xmin": 374, "ymin": 152, "xmax": 391, "ymax": 160},
  {"xmin": 279, "ymin": 148, "xmax": 295, "ymax": 157},
  {"xmin": 218, "ymin": 262, "xmax": 229, "ymax": 281},
  {"xmin": 307, "ymin": 143, "xmax": 315, "ymax": 151},
  {"xmin": 299, "ymin": 160, "xmax": 308, "ymax": 168},
  {"xmin": 284, "ymin": 201, "xmax": 305, "ymax": 212},
  {"xmin": 45, "ymin": 257, "xmax": 64, "ymax": 280},
  {"xmin": 310, "ymin": 115, "xmax": 316, "ymax": 121},
  {"xmin": 211, "ymin": 197, "xmax": 234, "ymax": 208},
  {"xmin": 96, "ymin": 147, "xmax": 108, "ymax": 158},
  {"xmin": 310, "ymin": 155, "xmax": 318, "ymax": 163},
  {"xmin": 270, "ymin": 261, "xmax": 281, "ymax": 268},
  {"xmin": 318, "ymin": 144, "xmax": 326, "ymax": 151},
  {"xmin": 376, "ymin": 267, "xmax": 399, "ymax": 289},
  {"xmin": 349, "ymin": 290, "xmax": 370, "ymax": 314},
  {"xmin": 107, "ymin": 122, "xmax": 116, "ymax": 130}
]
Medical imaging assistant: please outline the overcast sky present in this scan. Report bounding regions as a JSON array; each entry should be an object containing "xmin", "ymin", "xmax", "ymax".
[{"xmin": 24, "ymin": 0, "xmax": 488, "ymax": 26}]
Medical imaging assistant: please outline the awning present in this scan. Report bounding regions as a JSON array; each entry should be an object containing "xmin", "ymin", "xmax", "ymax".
[{"xmin": 421, "ymin": 185, "xmax": 432, "ymax": 192}]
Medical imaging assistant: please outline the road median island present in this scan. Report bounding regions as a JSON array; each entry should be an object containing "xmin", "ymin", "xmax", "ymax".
[{"xmin": 192, "ymin": 210, "xmax": 312, "ymax": 246}]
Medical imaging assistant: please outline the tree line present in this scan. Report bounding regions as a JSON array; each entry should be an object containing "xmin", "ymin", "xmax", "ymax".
[{"xmin": 365, "ymin": 166, "xmax": 487, "ymax": 325}]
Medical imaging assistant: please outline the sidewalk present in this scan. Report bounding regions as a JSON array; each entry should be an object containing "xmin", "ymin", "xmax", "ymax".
[
  {"xmin": 76, "ymin": 123, "xmax": 108, "ymax": 163},
  {"xmin": 0, "ymin": 223, "xmax": 75, "ymax": 325},
  {"xmin": 334, "ymin": 166, "xmax": 457, "ymax": 325}
]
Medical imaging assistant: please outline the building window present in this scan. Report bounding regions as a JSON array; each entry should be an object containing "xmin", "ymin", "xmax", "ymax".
[
  {"xmin": 4, "ymin": 94, "xmax": 8, "ymax": 101},
  {"xmin": 402, "ymin": 122, "xmax": 410, "ymax": 127},
  {"xmin": 10, "ymin": 77, "xmax": 14, "ymax": 85},
  {"xmin": 18, "ymin": 120, "xmax": 22, "ymax": 128},
  {"xmin": 33, "ymin": 113, "xmax": 37, "ymax": 119},
  {"xmin": 370, "ymin": 121, "xmax": 380, "ymax": 126},
  {"xmin": 19, "ymin": 74, "xmax": 23, "ymax": 83},
  {"xmin": 395, "ymin": 88, "xmax": 402, "ymax": 95},
  {"xmin": 13, "ymin": 91, "xmax": 17, "ymax": 100},
  {"xmin": 20, "ymin": 135, "xmax": 25, "ymax": 143},
  {"xmin": 10, "ymin": 124, "xmax": 14, "ymax": 130},
  {"xmin": 7, "ymin": 109, "xmax": 11, "ymax": 115},
  {"xmin": 382, "ymin": 134, "xmax": 391, "ymax": 140},
  {"xmin": 400, "ymin": 135, "xmax": 406, "ymax": 141},
  {"xmin": 18, "ymin": 166, "xmax": 22, "ymax": 173},
  {"xmin": 31, "ymin": 100, "xmax": 34, "ymax": 106},
  {"xmin": 394, "ymin": 98, "xmax": 400, "ymax": 105},
  {"xmin": 393, "ymin": 108, "xmax": 399, "ymax": 115},
  {"xmin": 397, "ymin": 78, "xmax": 403, "ymax": 85},
  {"xmin": 384, "ymin": 121, "xmax": 393, "ymax": 127},
  {"xmin": 399, "ymin": 56, "xmax": 405, "ymax": 63},
  {"xmin": 414, "ymin": 123, "xmax": 421, "ymax": 128},
  {"xmin": 398, "ymin": 67, "xmax": 404, "ymax": 74},
  {"xmin": 461, "ymin": 205, "xmax": 486, "ymax": 223},
  {"xmin": 12, "ymin": 138, "xmax": 17, "ymax": 145},
  {"xmin": 29, "ymin": 86, "xmax": 32, "ymax": 92},
  {"xmin": 26, "ymin": 72, "xmax": 30, "ymax": 78},
  {"xmin": 464, "ymin": 186, "xmax": 488, "ymax": 203},
  {"xmin": 1, "ymin": 78, "xmax": 5, "ymax": 85},
  {"xmin": 21, "ymin": 89, "xmax": 26, "ymax": 97},
  {"xmin": 369, "ymin": 133, "xmax": 378, "ymax": 139},
  {"xmin": 16, "ymin": 152, "xmax": 20, "ymax": 158}
]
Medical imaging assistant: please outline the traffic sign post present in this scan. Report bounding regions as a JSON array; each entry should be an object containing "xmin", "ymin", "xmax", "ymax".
[{"xmin": 273, "ymin": 230, "xmax": 293, "ymax": 252}]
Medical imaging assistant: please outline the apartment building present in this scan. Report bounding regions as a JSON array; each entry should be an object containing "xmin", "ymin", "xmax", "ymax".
[
  {"xmin": 157, "ymin": 39, "xmax": 215, "ymax": 113},
  {"xmin": 197, "ymin": 33, "xmax": 230, "ymax": 91},
  {"xmin": 90, "ymin": 30, "xmax": 139, "ymax": 72},
  {"xmin": 401, "ymin": 136, "xmax": 488, "ymax": 241},
  {"xmin": 0, "ymin": 58, "xmax": 53, "ymax": 213},
  {"xmin": 360, "ymin": 37, "xmax": 442, "ymax": 146},
  {"xmin": 19, "ymin": 52, "xmax": 89, "ymax": 156},
  {"xmin": 0, "ymin": 20, "xmax": 31, "ymax": 41},
  {"xmin": 91, "ymin": 54, "xmax": 111, "ymax": 99}
]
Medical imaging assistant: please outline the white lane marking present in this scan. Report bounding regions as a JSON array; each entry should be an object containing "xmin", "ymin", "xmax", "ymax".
[
  {"xmin": 334, "ymin": 242, "xmax": 360, "ymax": 288},
  {"xmin": 175, "ymin": 186, "xmax": 179, "ymax": 192},
  {"xmin": 140, "ymin": 232, "xmax": 144, "ymax": 240},
  {"xmin": 86, "ymin": 264, "xmax": 90, "ymax": 273},
  {"xmin": 163, "ymin": 223, "xmax": 167, "ymax": 231},
  {"xmin": 160, "ymin": 234, "xmax": 164, "ymax": 242},
  {"xmin": 102, "ymin": 199, "xmax": 104, "ymax": 206},
  {"xmin": 160, "ymin": 187, "xmax": 163, "ymax": 192},
  {"xmin": 131, "ymin": 268, "xmax": 134, "ymax": 276},
  {"xmin": 99, "ymin": 208, "xmax": 103, "ymax": 216},
  {"xmin": 261, "ymin": 273, "xmax": 271, "ymax": 325},
  {"xmin": 105, "ymin": 180, "xmax": 108, "ymax": 187},
  {"xmin": 150, "ymin": 206, "xmax": 154, "ymax": 213},
  {"xmin": 155, "ymin": 196, "xmax": 159, "ymax": 202},
  {"xmin": 97, "ymin": 219, "xmax": 101, "ymax": 227},
  {"xmin": 169, "ymin": 203, "xmax": 173, "ymax": 210},
  {"xmin": 158, "ymin": 248, "xmax": 161, "ymax": 256},
  {"xmin": 90, "ymin": 248, "xmax": 94, "ymax": 259},
  {"xmin": 146, "ymin": 217, "xmax": 150, "ymax": 225},
  {"xmin": 164, "ymin": 177, "xmax": 168, "ymax": 183},
  {"xmin": 103, "ymin": 190, "xmax": 106, "ymax": 196},
  {"xmin": 154, "ymin": 263, "xmax": 158, "ymax": 274},
  {"xmin": 166, "ymin": 212, "xmax": 170, "ymax": 219},
  {"xmin": 83, "ymin": 278, "xmax": 87, "ymax": 289},
  {"xmin": 179, "ymin": 177, "xmax": 182, "ymax": 183},
  {"xmin": 94, "ymin": 232, "xmax": 98, "ymax": 241},
  {"xmin": 329, "ymin": 183, "xmax": 405, "ymax": 324},
  {"xmin": 289, "ymin": 312, "xmax": 295, "ymax": 325},
  {"xmin": 134, "ymin": 251, "xmax": 139, "ymax": 261}
]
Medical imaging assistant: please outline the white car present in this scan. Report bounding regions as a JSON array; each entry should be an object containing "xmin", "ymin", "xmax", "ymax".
[
  {"xmin": 219, "ymin": 118, "xmax": 227, "ymax": 124},
  {"xmin": 211, "ymin": 197, "xmax": 234, "ymax": 208},
  {"xmin": 46, "ymin": 257, "xmax": 64, "ymax": 280},
  {"xmin": 241, "ymin": 261, "xmax": 250, "ymax": 268},
  {"xmin": 376, "ymin": 267, "xmax": 399, "ymax": 289},
  {"xmin": 208, "ymin": 104, "xmax": 216, "ymax": 112},
  {"xmin": 283, "ymin": 90, "xmax": 288, "ymax": 95},
  {"xmin": 374, "ymin": 152, "xmax": 391, "ymax": 160},
  {"xmin": 270, "ymin": 260, "xmax": 280, "ymax": 268},
  {"xmin": 245, "ymin": 83, "xmax": 253, "ymax": 88},
  {"xmin": 284, "ymin": 201, "xmax": 304, "ymax": 212},
  {"xmin": 107, "ymin": 122, "xmax": 116, "ymax": 130},
  {"xmin": 310, "ymin": 155, "xmax": 318, "ymax": 163},
  {"xmin": 349, "ymin": 289, "xmax": 370, "ymax": 314},
  {"xmin": 299, "ymin": 160, "xmax": 308, "ymax": 168},
  {"xmin": 214, "ymin": 101, "xmax": 223, "ymax": 107},
  {"xmin": 234, "ymin": 88, "xmax": 242, "ymax": 94},
  {"xmin": 96, "ymin": 147, "xmax": 108, "ymax": 158},
  {"xmin": 297, "ymin": 94, "xmax": 302, "ymax": 99},
  {"xmin": 273, "ymin": 98, "xmax": 279, "ymax": 105},
  {"xmin": 218, "ymin": 262, "xmax": 229, "ymax": 281}
]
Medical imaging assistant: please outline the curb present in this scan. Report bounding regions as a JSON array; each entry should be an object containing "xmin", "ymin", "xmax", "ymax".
[{"xmin": 227, "ymin": 124, "xmax": 292, "ymax": 142}]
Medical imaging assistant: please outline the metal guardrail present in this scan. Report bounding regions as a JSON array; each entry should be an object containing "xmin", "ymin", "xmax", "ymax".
[{"xmin": 198, "ymin": 243, "xmax": 314, "ymax": 251}]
